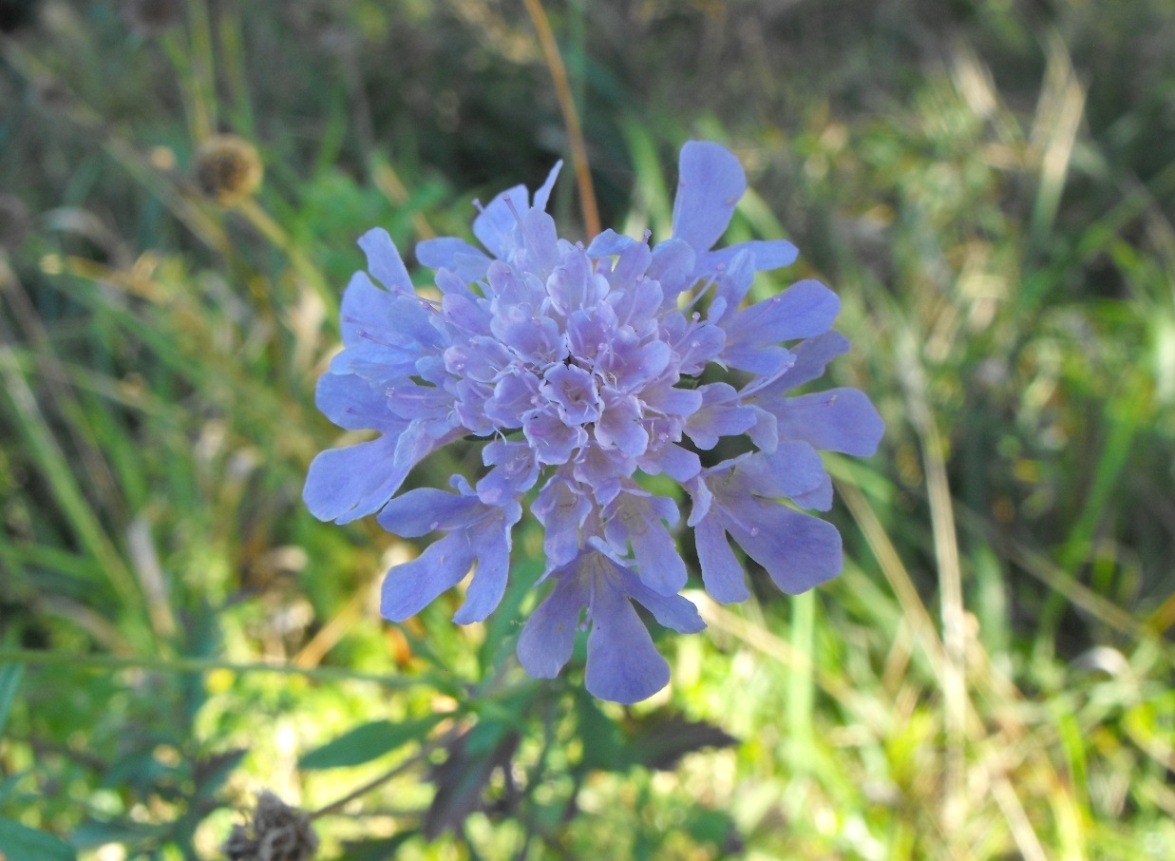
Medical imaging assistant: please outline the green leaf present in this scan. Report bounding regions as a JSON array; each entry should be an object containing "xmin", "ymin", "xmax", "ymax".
[
  {"xmin": 0, "ymin": 661, "xmax": 23, "ymax": 736},
  {"xmin": 298, "ymin": 715, "xmax": 444, "ymax": 770},
  {"xmin": 192, "ymin": 748, "xmax": 248, "ymax": 799},
  {"xmin": 70, "ymin": 818, "xmax": 164, "ymax": 851},
  {"xmin": 0, "ymin": 818, "xmax": 76, "ymax": 861},
  {"xmin": 686, "ymin": 807, "xmax": 740, "ymax": 852},
  {"xmin": 574, "ymin": 688, "xmax": 623, "ymax": 772}
]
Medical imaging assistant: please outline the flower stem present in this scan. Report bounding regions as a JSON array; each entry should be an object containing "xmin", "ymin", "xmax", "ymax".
[
  {"xmin": 308, "ymin": 723, "xmax": 464, "ymax": 821},
  {"xmin": 521, "ymin": 0, "xmax": 600, "ymax": 238}
]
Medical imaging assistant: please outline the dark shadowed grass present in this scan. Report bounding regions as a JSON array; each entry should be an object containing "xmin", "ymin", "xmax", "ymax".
[{"xmin": 2, "ymin": 1, "xmax": 1174, "ymax": 859}]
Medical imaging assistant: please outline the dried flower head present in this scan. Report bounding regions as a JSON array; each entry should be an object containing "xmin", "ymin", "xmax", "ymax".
[
  {"xmin": 305, "ymin": 141, "xmax": 884, "ymax": 702},
  {"xmin": 195, "ymin": 135, "xmax": 264, "ymax": 206},
  {"xmin": 221, "ymin": 791, "xmax": 318, "ymax": 861}
]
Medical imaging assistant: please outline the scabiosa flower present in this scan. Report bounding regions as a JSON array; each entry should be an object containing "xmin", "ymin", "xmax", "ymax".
[{"xmin": 304, "ymin": 141, "xmax": 884, "ymax": 703}]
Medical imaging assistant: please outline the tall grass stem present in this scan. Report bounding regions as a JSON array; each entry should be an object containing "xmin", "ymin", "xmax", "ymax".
[
  {"xmin": 521, "ymin": 0, "xmax": 600, "ymax": 238},
  {"xmin": 897, "ymin": 332, "xmax": 967, "ymax": 830}
]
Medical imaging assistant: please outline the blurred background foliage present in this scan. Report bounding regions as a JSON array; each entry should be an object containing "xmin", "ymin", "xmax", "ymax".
[{"xmin": 1, "ymin": 0, "xmax": 1174, "ymax": 858}]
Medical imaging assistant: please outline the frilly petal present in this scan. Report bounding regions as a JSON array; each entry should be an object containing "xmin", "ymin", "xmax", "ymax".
[
  {"xmin": 453, "ymin": 502, "xmax": 520, "ymax": 624},
  {"xmin": 685, "ymin": 382, "xmax": 758, "ymax": 450},
  {"xmin": 315, "ymin": 372, "xmax": 402, "ymax": 432},
  {"xmin": 532, "ymin": 160, "xmax": 563, "ymax": 212},
  {"xmin": 585, "ymin": 575, "xmax": 670, "ymax": 704},
  {"xmin": 414, "ymin": 237, "xmax": 492, "ymax": 283},
  {"xmin": 603, "ymin": 493, "xmax": 685, "ymax": 596},
  {"xmin": 616, "ymin": 564, "xmax": 705, "ymax": 634},
  {"xmin": 358, "ymin": 228, "xmax": 413, "ymax": 294},
  {"xmin": 701, "ymin": 238, "xmax": 799, "ymax": 274},
  {"xmin": 473, "ymin": 183, "xmax": 528, "ymax": 259},
  {"xmin": 729, "ymin": 505, "xmax": 843, "ymax": 595},
  {"xmin": 375, "ymin": 487, "xmax": 478, "ymax": 537},
  {"xmin": 517, "ymin": 562, "xmax": 590, "ymax": 679},
  {"xmin": 671, "ymin": 141, "xmax": 746, "ymax": 253},
  {"xmin": 533, "ymin": 473, "xmax": 594, "ymax": 572},
  {"xmin": 379, "ymin": 532, "xmax": 474, "ymax": 621},
  {"xmin": 744, "ymin": 441, "xmax": 828, "ymax": 503},
  {"xmin": 773, "ymin": 388, "xmax": 886, "ymax": 456},
  {"xmin": 303, "ymin": 436, "xmax": 405, "ymax": 524},
  {"xmin": 694, "ymin": 515, "xmax": 750, "ymax": 604}
]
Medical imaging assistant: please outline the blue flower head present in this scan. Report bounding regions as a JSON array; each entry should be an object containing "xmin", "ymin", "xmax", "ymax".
[{"xmin": 305, "ymin": 141, "xmax": 884, "ymax": 703}]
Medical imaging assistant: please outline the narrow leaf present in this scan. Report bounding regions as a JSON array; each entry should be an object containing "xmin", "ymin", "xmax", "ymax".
[{"xmin": 299, "ymin": 716, "xmax": 443, "ymax": 770}]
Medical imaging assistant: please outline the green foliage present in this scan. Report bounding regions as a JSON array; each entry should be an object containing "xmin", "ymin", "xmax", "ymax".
[
  {"xmin": 1, "ymin": 1, "xmax": 1174, "ymax": 859},
  {"xmin": 0, "ymin": 817, "xmax": 77, "ymax": 861}
]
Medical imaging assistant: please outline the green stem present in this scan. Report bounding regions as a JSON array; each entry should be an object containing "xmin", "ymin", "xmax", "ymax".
[{"xmin": 0, "ymin": 647, "xmax": 434, "ymax": 688}]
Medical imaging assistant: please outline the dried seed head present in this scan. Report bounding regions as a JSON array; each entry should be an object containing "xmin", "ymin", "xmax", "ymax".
[
  {"xmin": 195, "ymin": 135, "xmax": 264, "ymax": 206},
  {"xmin": 122, "ymin": 0, "xmax": 184, "ymax": 37},
  {"xmin": 220, "ymin": 791, "xmax": 318, "ymax": 861},
  {"xmin": 221, "ymin": 823, "xmax": 256, "ymax": 861},
  {"xmin": 254, "ymin": 791, "xmax": 318, "ymax": 861}
]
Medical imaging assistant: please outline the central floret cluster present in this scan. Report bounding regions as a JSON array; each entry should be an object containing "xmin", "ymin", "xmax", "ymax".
[{"xmin": 305, "ymin": 142, "xmax": 884, "ymax": 702}]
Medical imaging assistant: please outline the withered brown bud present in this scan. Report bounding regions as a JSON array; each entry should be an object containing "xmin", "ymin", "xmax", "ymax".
[
  {"xmin": 194, "ymin": 135, "xmax": 264, "ymax": 206},
  {"xmin": 220, "ymin": 790, "xmax": 318, "ymax": 861}
]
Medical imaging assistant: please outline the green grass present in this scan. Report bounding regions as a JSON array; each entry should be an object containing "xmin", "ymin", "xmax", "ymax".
[{"xmin": 2, "ymin": 1, "xmax": 1175, "ymax": 859}]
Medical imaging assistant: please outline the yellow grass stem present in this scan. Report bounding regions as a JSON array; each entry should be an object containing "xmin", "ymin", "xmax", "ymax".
[
  {"xmin": 235, "ymin": 197, "xmax": 332, "ymax": 309},
  {"xmin": 184, "ymin": 0, "xmax": 219, "ymax": 141},
  {"xmin": 897, "ymin": 331, "xmax": 968, "ymax": 831},
  {"xmin": 521, "ymin": 0, "xmax": 600, "ymax": 238}
]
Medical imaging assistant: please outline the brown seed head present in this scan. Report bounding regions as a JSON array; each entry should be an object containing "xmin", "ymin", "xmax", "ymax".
[
  {"xmin": 220, "ymin": 791, "xmax": 318, "ymax": 861},
  {"xmin": 194, "ymin": 135, "xmax": 264, "ymax": 206}
]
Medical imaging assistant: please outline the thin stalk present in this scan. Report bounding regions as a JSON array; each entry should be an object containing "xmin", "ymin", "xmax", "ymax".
[
  {"xmin": 521, "ymin": 0, "xmax": 600, "ymax": 238},
  {"xmin": 0, "ymin": 647, "xmax": 436, "ymax": 688},
  {"xmin": 217, "ymin": 4, "xmax": 255, "ymax": 137},
  {"xmin": 897, "ymin": 331, "xmax": 967, "ymax": 831},
  {"xmin": 0, "ymin": 347, "xmax": 144, "ymax": 622},
  {"xmin": 690, "ymin": 592, "xmax": 883, "ymax": 733},
  {"xmin": 234, "ymin": 197, "xmax": 334, "ymax": 313},
  {"xmin": 309, "ymin": 723, "xmax": 464, "ymax": 820},
  {"xmin": 786, "ymin": 590, "xmax": 815, "ymax": 779},
  {"xmin": 0, "ymin": 260, "xmax": 124, "ymax": 524},
  {"xmin": 185, "ymin": 0, "xmax": 219, "ymax": 140}
]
